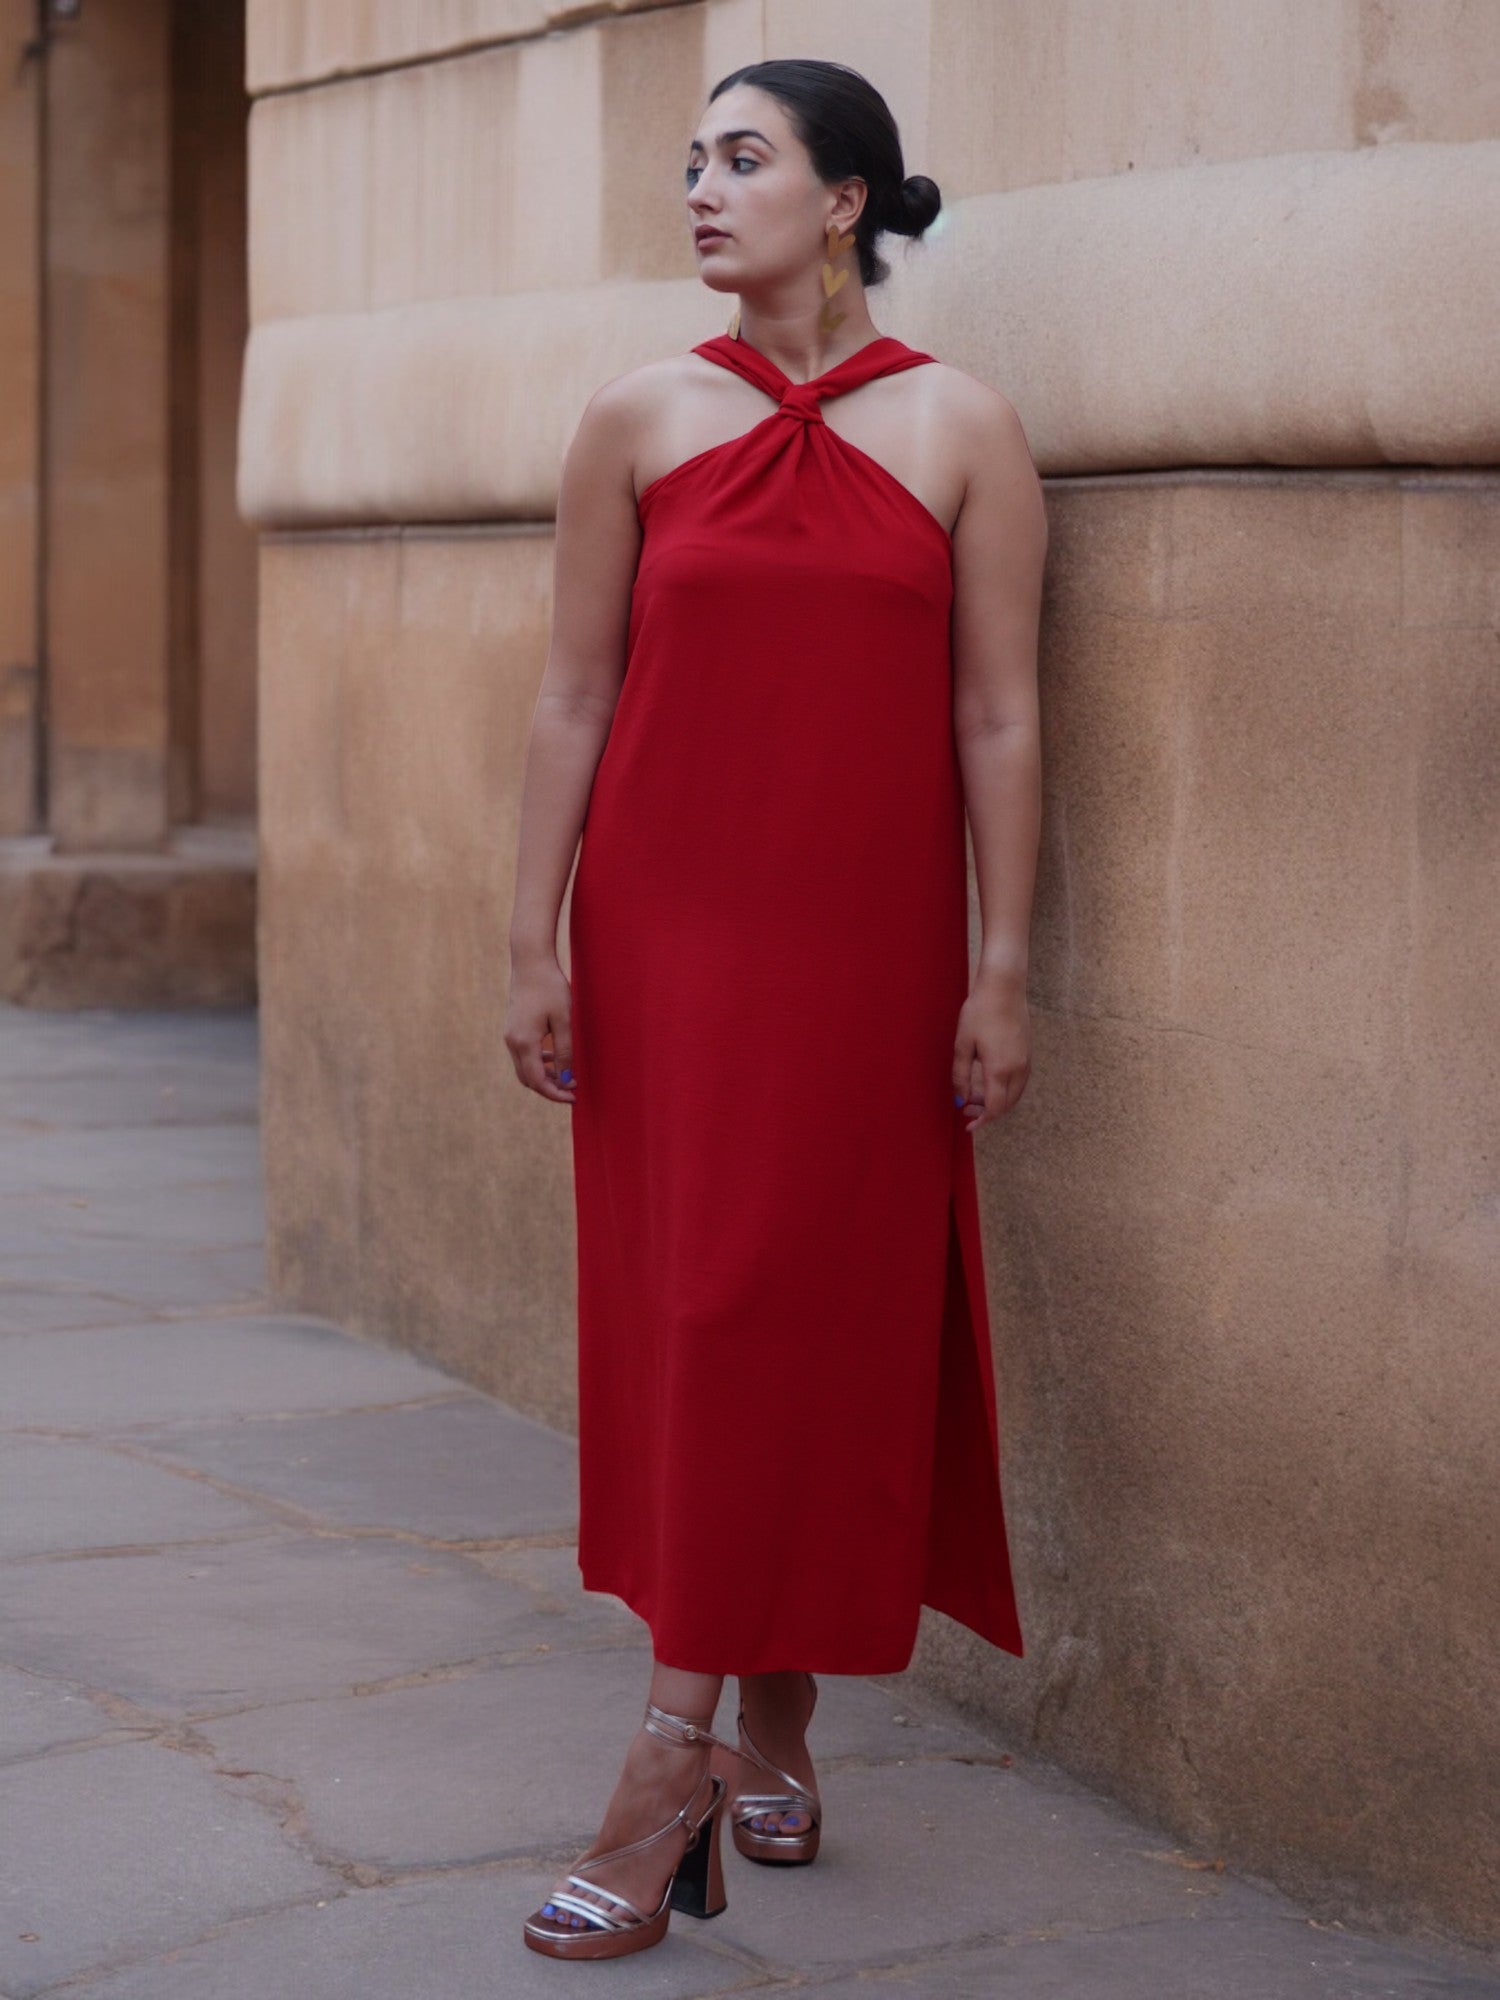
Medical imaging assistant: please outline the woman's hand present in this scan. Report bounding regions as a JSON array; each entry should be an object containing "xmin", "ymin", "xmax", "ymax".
[
  {"xmin": 504, "ymin": 952, "xmax": 578, "ymax": 1105},
  {"xmin": 951, "ymin": 971, "xmax": 1031, "ymax": 1134}
]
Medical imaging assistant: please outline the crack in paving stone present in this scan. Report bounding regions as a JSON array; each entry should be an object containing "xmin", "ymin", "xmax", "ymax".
[
  {"xmin": 14, "ymin": 1888, "xmax": 355, "ymax": 1999},
  {"xmin": 2, "ymin": 1641, "xmax": 649, "ymax": 1754},
  {"xmin": 0, "ymin": 1663, "xmax": 143, "ymax": 1709},
  {"xmin": 3, "ymin": 1433, "xmax": 586, "ymax": 1554},
  {"xmin": 0, "ymin": 1288, "xmax": 176, "ymax": 1314},
  {"xmin": 1, "ymin": 1678, "xmax": 172, "ymax": 1753},
  {"xmin": 149, "ymin": 1302, "xmax": 287, "ymax": 1321},
  {"xmin": 810, "ymin": 1749, "xmax": 1025, "ymax": 1776},
  {"xmin": 707, "ymin": 1910, "xmax": 1253, "ymax": 1993},
  {"xmin": 161, "ymin": 1633, "xmax": 649, "ymax": 1725},
  {"xmin": 756, "ymin": 1909, "xmax": 1500, "ymax": 1989},
  {"xmin": 434, "ymin": 1529, "xmax": 583, "ymax": 1555},
  {"xmin": 1, "ymin": 1735, "xmax": 155, "ymax": 1773},
  {"xmin": 6, "ymin": 1389, "xmax": 480, "ymax": 1441},
  {"xmin": 2, "ymin": 1528, "xmax": 293, "ymax": 1565},
  {"xmin": 18, "ymin": 1876, "xmax": 780, "ymax": 2000},
  {"xmin": 100, "ymin": 1716, "xmax": 372, "ymax": 1888},
  {"xmin": 339, "ymin": 1643, "xmax": 627, "ymax": 1697},
  {"xmin": 332, "ymin": 1626, "xmax": 650, "ymax": 1681},
  {"xmin": 3, "ymin": 1435, "xmax": 583, "ymax": 1554}
]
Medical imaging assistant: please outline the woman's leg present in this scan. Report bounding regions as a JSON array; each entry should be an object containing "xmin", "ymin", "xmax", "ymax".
[
  {"xmin": 734, "ymin": 1669, "xmax": 820, "ymax": 1833},
  {"xmin": 535, "ymin": 1662, "xmax": 725, "ymax": 1931}
]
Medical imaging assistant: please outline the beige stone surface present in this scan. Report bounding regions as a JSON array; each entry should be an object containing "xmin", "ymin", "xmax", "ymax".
[
  {"xmin": 0, "ymin": 826, "xmax": 257, "ymax": 1007},
  {"xmin": 930, "ymin": 0, "xmax": 1500, "ymax": 196},
  {"xmin": 238, "ymin": 281, "xmax": 719, "ymax": 525},
  {"xmin": 906, "ymin": 140, "xmax": 1500, "ymax": 473},
  {"xmin": 246, "ymin": 0, "xmax": 1500, "ymax": 178},
  {"xmin": 238, "ymin": 139, "xmax": 1500, "ymax": 522},
  {"xmin": 247, "ymin": 8, "xmax": 720, "ymax": 322},
  {"xmin": 763, "ymin": 0, "xmax": 932, "ymax": 173},
  {"xmin": 257, "ymin": 526, "xmax": 579, "ymax": 1425},
  {"xmin": 911, "ymin": 470, "xmax": 1500, "ymax": 1946},
  {"xmin": 247, "ymin": 0, "xmax": 686, "ymax": 93},
  {"xmin": 257, "ymin": 473, "xmax": 1500, "ymax": 1945}
]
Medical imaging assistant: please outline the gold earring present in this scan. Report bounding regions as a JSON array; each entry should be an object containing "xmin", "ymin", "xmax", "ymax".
[
  {"xmin": 819, "ymin": 220, "xmax": 855, "ymax": 333},
  {"xmin": 726, "ymin": 305, "xmax": 740, "ymax": 338}
]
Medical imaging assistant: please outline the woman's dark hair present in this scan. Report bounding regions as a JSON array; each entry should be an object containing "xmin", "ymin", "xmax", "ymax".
[{"xmin": 706, "ymin": 59, "xmax": 941, "ymax": 288}]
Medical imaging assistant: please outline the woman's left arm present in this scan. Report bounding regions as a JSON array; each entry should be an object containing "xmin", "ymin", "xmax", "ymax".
[{"xmin": 947, "ymin": 381, "xmax": 1050, "ymax": 1133}]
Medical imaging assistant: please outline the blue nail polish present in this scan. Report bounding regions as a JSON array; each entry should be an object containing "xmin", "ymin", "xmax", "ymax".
[
  {"xmin": 954, "ymin": 1092, "xmax": 964, "ymax": 1106},
  {"xmin": 560, "ymin": 1069, "xmax": 574, "ymax": 1083}
]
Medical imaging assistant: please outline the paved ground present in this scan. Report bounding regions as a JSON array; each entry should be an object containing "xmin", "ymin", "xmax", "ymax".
[{"xmin": 1, "ymin": 1005, "xmax": 1496, "ymax": 2000}]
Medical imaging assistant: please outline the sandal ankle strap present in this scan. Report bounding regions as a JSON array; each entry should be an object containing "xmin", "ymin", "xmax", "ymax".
[{"xmin": 642, "ymin": 1700, "xmax": 733, "ymax": 1753}]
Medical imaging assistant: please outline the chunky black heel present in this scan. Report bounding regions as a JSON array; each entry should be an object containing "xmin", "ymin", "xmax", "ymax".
[{"xmin": 667, "ymin": 1781, "xmax": 728, "ymax": 1917}]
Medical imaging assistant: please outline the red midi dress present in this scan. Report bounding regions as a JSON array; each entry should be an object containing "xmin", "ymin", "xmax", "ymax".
[{"xmin": 566, "ymin": 330, "xmax": 1024, "ymax": 1673}]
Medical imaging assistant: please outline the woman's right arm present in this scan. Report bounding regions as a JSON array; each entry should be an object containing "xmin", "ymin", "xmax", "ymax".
[{"xmin": 504, "ymin": 374, "xmax": 646, "ymax": 1104}]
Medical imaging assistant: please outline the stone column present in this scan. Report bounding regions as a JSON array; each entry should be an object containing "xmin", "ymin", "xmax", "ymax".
[
  {"xmin": 44, "ymin": 0, "xmax": 172, "ymax": 852},
  {"xmin": 0, "ymin": 0, "xmax": 42, "ymax": 836}
]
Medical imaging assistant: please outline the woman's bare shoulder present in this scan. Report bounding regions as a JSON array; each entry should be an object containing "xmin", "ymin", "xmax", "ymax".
[
  {"xmin": 920, "ymin": 358, "xmax": 1036, "ymax": 463},
  {"xmin": 578, "ymin": 352, "xmax": 710, "ymax": 433},
  {"xmin": 562, "ymin": 355, "xmax": 714, "ymax": 499}
]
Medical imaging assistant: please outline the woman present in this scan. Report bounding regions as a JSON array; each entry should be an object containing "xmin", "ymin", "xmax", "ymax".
[{"xmin": 504, "ymin": 57, "xmax": 1047, "ymax": 1961}]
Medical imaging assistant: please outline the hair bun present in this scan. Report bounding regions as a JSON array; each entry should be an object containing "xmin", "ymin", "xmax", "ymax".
[{"xmin": 890, "ymin": 173, "xmax": 942, "ymax": 239}]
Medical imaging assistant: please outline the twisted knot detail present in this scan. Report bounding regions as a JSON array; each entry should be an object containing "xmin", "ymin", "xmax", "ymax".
[{"xmin": 776, "ymin": 383, "xmax": 826, "ymax": 425}]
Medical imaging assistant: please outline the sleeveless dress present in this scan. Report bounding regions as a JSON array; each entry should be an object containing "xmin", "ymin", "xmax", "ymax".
[{"xmin": 566, "ymin": 331, "xmax": 1024, "ymax": 1673}]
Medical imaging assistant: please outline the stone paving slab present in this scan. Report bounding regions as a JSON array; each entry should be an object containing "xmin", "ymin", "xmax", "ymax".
[
  {"xmin": 475, "ymin": 1541, "xmax": 707, "ymax": 1647},
  {"xmin": 0, "ymin": 1665, "xmax": 116, "ymax": 1762},
  {"xmin": 798, "ymin": 1915, "xmax": 1500, "ymax": 1997},
  {"xmin": 0, "ymin": 1284, "xmax": 174, "ymax": 1335},
  {"xmin": 0, "ymin": 1435, "xmax": 273, "ymax": 1555},
  {"xmin": 0, "ymin": 1179, "xmax": 266, "ymax": 1248},
  {"xmin": 130, "ymin": 1397, "xmax": 581, "ymax": 1540},
  {"xmin": 47, "ymin": 1840, "xmax": 1498, "ymax": 2000},
  {"xmin": 0, "ymin": 1241, "xmax": 268, "ymax": 1314},
  {"xmin": 32, "ymin": 1868, "xmax": 759, "ymax": 2000},
  {"xmin": 3, "ymin": 1316, "xmax": 462, "ymax": 1427},
  {"xmin": 196, "ymin": 1647, "xmax": 679, "ymax": 1870},
  {"xmin": 0, "ymin": 1009, "xmax": 257, "ymax": 1072},
  {"xmin": 0, "ymin": 1119, "xmax": 259, "ymax": 1198},
  {"xmin": 695, "ymin": 1754, "xmax": 1273, "ymax": 1975},
  {"xmin": 0, "ymin": 1738, "xmax": 336, "ymax": 1998},
  {"xmin": 193, "ymin": 1644, "xmax": 1136, "ymax": 1886},
  {"xmin": 2, "ymin": 1532, "xmax": 562, "ymax": 1714},
  {"xmin": 0, "ymin": 1062, "xmax": 261, "ymax": 1130}
]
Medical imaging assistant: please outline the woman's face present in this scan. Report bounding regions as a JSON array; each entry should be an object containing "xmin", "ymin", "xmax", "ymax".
[{"xmin": 683, "ymin": 84, "xmax": 862, "ymax": 296}]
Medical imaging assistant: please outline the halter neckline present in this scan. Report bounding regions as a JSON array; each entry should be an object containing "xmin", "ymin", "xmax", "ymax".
[
  {"xmin": 689, "ymin": 330, "xmax": 937, "ymax": 424},
  {"xmin": 709, "ymin": 332, "xmax": 904, "ymax": 390}
]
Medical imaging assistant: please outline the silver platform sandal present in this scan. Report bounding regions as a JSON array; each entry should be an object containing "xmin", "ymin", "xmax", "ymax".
[
  {"xmin": 523, "ymin": 1702, "xmax": 734, "ymax": 1959},
  {"xmin": 725, "ymin": 1669, "xmax": 823, "ymax": 1865}
]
